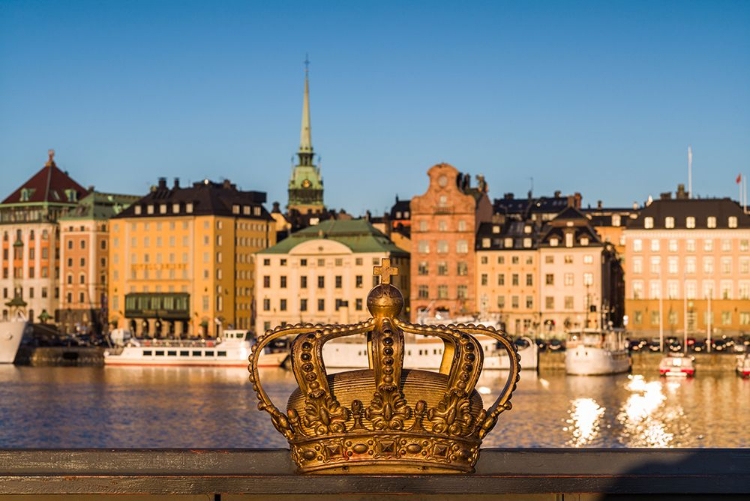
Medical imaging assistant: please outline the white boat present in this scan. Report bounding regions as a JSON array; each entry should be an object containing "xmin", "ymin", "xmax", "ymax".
[
  {"xmin": 104, "ymin": 329, "xmax": 289, "ymax": 368},
  {"xmin": 0, "ymin": 316, "xmax": 26, "ymax": 364},
  {"xmin": 659, "ymin": 353, "xmax": 696, "ymax": 377},
  {"xmin": 322, "ymin": 334, "xmax": 538, "ymax": 371},
  {"xmin": 565, "ymin": 328, "xmax": 631, "ymax": 376},
  {"xmin": 736, "ymin": 354, "xmax": 750, "ymax": 378}
]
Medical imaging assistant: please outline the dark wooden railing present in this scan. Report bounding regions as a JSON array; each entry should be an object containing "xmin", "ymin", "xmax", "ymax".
[{"xmin": 1, "ymin": 448, "xmax": 749, "ymax": 499}]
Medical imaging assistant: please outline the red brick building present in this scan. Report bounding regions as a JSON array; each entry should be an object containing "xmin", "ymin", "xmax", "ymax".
[{"xmin": 410, "ymin": 163, "xmax": 492, "ymax": 321}]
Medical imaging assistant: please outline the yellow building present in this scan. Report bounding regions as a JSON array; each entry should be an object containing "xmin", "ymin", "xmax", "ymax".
[{"xmin": 108, "ymin": 178, "xmax": 275, "ymax": 338}]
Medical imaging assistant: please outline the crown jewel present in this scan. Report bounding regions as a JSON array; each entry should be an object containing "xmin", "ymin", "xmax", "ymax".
[{"xmin": 249, "ymin": 259, "xmax": 520, "ymax": 474}]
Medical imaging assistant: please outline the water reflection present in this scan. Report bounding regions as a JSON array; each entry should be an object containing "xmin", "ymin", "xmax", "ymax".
[{"xmin": 0, "ymin": 365, "xmax": 748, "ymax": 448}]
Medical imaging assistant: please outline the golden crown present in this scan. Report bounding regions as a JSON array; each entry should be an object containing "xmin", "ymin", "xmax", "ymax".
[{"xmin": 249, "ymin": 259, "xmax": 520, "ymax": 474}]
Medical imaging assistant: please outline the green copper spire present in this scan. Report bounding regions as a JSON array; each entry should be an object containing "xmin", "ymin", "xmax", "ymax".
[
  {"xmin": 287, "ymin": 56, "xmax": 325, "ymax": 214},
  {"xmin": 298, "ymin": 55, "xmax": 313, "ymax": 166}
]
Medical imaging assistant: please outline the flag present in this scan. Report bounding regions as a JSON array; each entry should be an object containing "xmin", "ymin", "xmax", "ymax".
[{"xmin": 737, "ymin": 174, "xmax": 742, "ymax": 184}]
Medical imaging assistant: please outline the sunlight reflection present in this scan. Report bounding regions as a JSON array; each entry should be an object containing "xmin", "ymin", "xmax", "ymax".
[
  {"xmin": 564, "ymin": 397, "xmax": 604, "ymax": 447},
  {"xmin": 617, "ymin": 374, "xmax": 674, "ymax": 447}
]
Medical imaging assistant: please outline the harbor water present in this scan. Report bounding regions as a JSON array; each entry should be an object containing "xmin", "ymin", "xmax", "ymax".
[{"xmin": 0, "ymin": 365, "xmax": 748, "ymax": 449}]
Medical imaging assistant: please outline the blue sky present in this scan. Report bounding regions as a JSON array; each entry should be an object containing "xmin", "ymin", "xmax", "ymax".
[{"xmin": 1, "ymin": 1, "xmax": 749, "ymax": 215}]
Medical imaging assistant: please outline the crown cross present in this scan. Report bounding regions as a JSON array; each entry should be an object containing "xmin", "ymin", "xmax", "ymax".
[{"xmin": 373, "ymin": 258, "xmax": 398, "ymax": 285}]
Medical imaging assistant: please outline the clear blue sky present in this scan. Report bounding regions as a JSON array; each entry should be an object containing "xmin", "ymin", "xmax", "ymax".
[{"xmin": 1, "ymin": 0, "xmax": 749, "ymax": 215}]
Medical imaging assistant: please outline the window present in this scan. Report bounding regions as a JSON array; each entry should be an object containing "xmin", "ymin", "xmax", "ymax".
[
  {"xmin": 280, "ymin": 299, "xmax": 287, "ymax": 311},
  {"xmin": 564, "ymin": 273, "xmax": 574, "ymax": 286},
  {"xmin": 525, "ymin": 274, "xmax": 533, "ymax": 286},
  {"xmin": 335, "ymin": 276, "xmax": 342, "ymax": 288},
  {"xmin": 417, "ymin": 262, "xmax": 429, "ymax": 275},
  {"xmin": 355, "ymin": 299, "xmax": 363, "ymax": 311},
  {"xmin": 721, "ymin": 239, "xmax": 731, "ymax": 252},
  {"xmin": 644, "ymin": 217, "xmax": 653, "ymax": 229},
  {"xmin": 512, "ymin": 274, "xmax": 519, "ymax": 286},
  {"xmin": 545, "ymin": 274, "xmax": 554, "ymax": 285},
  {"xmin": 437, "ymin": 241, "xmax": 448, "ymax": 253},
  {"xmin": 729, "ymin": 216, "xmax": 738, "ymax": 228},
  {"xmin": 632, "ymin": 239, "xmax": 642, "ymax": 252},
  {"xmin": 525, "ymin": 296, "xmax": 533, "ymax": 309},
  {"xmin": 300, "ymin": 299, "xmax": 308, "ymax": 312},
  {"xmin": 650, "ymin": 256, "xmax": 661, "ymax": 274},
  {"xmin": 263, "ymin": 299, "xmax": 270, "ymax": 311},
  {"xmin": 301, "ymin": 276, "xmax": 308, "ymax": 288},
  {"xmin": 438, "ymin": 221, "xmax": 447, "ymax": 232},
  {"xmin": 564, "ymin": 296, "xmax": 574, "ymax": 309},
  {"xmin": 418, "ymin": 285, "xmax": 429, "ymax": 299},
  {"xmin": 317, "ymin": 299, "xmax": 325, "ymax": 311},
  {"xmin": 481, "ymin": 274, "xmax": 488, "ymax": 286},
  {"xmin": 707, "ymin": 216, "xmax": 717, "ymax": 228},
  {"xmin": 545, "ymin": 256, "xmax": 554, "ymax": 264},
  {"xmin": 686, "ymin": 257, "xmax": 696, "ymax": 274},
  {"xmin": 703, "ymin": 257, "xmax": 714, "ymax": 274},
  {"xmin": 418, "ymin": 241, "xmax": 430, "ymax": 253},
  {"xmin": 437, "ymin": 285, "xmax": 448, "ymax": 299},
  {"xmin": 317, "ymin": 276, "xmax": 325, "ymax": 288},
  {"xmin": 545, "ymin": 296, "xmax": 554, "ymax": 309},
  {"xmin": 651, "ymin": 239, "xmax": 660, "ymax": 252},
  {"xmin": 457, "ymin": 262, "xmax": 468, "ymax": 276},
  {"xmin": 511, "ymin": 296, "xmax": 519, "ymax": 309},
  {"xmin": 497, "ymin": 274, "xmax": 505, "ymax": 286},
  {"xmin": 355, "ymin": 275, "xmax": 363, "ymax": 288},
  {"xmin": 437, "ymin": 262, "xmax": 448, "ymax": 276},
  {"xmin": 280, "ymin": 276, "xmax": 287, "ymax": 288},
  {"xmin": 456, "ymin": 240, "xmax": 468, "ymax": 253},
  {"xmin": 704, "ymin": 239, "xmax": 713, "ymax": 252},
  {"xmin": 497, "ymin": 296, "xmax": 505, "ymax": 308},
  {"xmin": 665, "ymin": 217, "xmax": 674, "ymax": 228},
  {"xmin": 457, "ymin": 285, "xmax": 467, "ymax": 299},
  {"xmin": 263, "ymin": 276, "xmax": 270, "ymax": 288},
  {"xmin": 668, "ymin": 257, "xmax": 678, "ymax": 274},
  {"xmin": 633, "ymin": 258, "xmax": 643, "ymax": 274},
  {"xmin": 686, "ymin": 216, "xmax": 695, "ymax": 228},
  {"xmin": 564, "ymin": 255, "xmax": 573, "ymax": 264}
]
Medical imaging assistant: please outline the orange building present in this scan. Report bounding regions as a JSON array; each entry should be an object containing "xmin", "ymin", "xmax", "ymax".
[
  {"xmin": 108, "ymin": 178, "xmax": 275, "ymax": 338},
  {"xmin": 410, "ymin": 164, "xmax": 492, "ymax": 321},
  {"xmin": 624, "ymin": 191, "xmax": 750, "ymax": 338}
]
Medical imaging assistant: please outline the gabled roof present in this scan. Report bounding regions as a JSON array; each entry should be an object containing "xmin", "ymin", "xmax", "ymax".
[
  {"xmin": 538, "ymin": 206, "xmax": 602, "ymax": 247},
  {"xmin": 1, "ymin": 151, "xmax": 87, "ymax": 206},
  {"xmin": 260, "ymin": 219, "xmax": 408, "ymax": 255}
]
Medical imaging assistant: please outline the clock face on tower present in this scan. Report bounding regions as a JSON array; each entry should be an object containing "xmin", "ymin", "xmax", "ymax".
[{"xmin": 302, "ymin": 179, "xmax": 312, "ymax": 188}]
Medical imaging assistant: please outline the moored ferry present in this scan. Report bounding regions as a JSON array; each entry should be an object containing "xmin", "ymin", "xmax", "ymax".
[
  {"xmin": 322, "ymin": 333, "xmax": 539, "ymax": 371},
  {"xmin": 0, "ymin": 315, "xmax": 26, "ymax": 364},
  {"xmin": 565, "ymin": 328, "xmax": 631, "ymax": 376},
  {"xmin": 104, "ymin": 329, "xmax": 289, "ymax": 368}
]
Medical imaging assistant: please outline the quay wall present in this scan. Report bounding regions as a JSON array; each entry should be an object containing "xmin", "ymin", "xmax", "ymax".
[
  {"xmin": 14, "ymin": 346, "xmax": 104, "ymax": 366},
  {"xmin": 537, "ymin": 350, "xmax": 740, "ymax": 372}
]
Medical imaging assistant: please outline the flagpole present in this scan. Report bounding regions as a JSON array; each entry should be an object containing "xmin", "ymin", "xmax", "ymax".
[{"xmin": 688, "ymin": 146, "xmax": 693, "ymax": 198}]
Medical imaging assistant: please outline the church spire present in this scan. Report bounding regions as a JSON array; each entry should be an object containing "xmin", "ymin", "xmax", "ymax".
[{"xmin": 298, "ymin": 55, "xmax": 313, "ymax": 166}]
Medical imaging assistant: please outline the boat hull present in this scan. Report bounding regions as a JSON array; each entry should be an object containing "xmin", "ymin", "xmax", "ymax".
[
  {"xmin": 322, "ymin": 335, "xmax": 538, "ymax": 371},
  {"xmin": 565, "ymin": 347, "xmax": 631, "ymax": 376},
  {"xmin": 0, "ymin": 320, "xmax": 26, "ymax": 364},
  {"xmin": 104, "ymin": 343, "xmax": 288, "ymax": 368}
]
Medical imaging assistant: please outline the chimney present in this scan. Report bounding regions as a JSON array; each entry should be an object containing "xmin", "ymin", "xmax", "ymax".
[
  {"xmin": 676, "ymin": 184, "xmax": 688, "ymax": 199},
  {"xmin": 597, "ymin": 200, "xmax": 602, "ymax": 209},
  {"xmin": 158, "ymin": 177, "xmax": 167, "ymax": 189},
  {"xmin": 554, "ymin": 190, "xmax": 561, "ymax": 198},
  {"xmin": 173, "ymin": 178, "xmax": 180, "ymax": 189},
  {"xmin": 660, "ymin": 192, "xmax": 672, "ymax": 200}
]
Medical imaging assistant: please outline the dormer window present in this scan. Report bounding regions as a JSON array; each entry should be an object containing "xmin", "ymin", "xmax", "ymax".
[
  {"xmin": 686, "ymin": 216, "xmax": 695, "ymax": 228},
  {"xmin": 134, "ymin": 206, "xmax": 142, "ymax": 215},
  {"xmin": 232, "ymin": 204, "xmax": 240, "ymax": 214},
  {"xmin": 492, "ymin": 225, "xmax": 500, "ymax": 234},
  {"xmin": 159, "ymin": 204, "xmax": 167, "ymax": 214},
  {"xmin": 644, "ymin": 217, "xmax": 653, "ymax": 229},
  {"xmin": 729, "ymin": 216, "xmax": 738, "ymax": 228},
  {"xmin": 524, "ymin": 225, "xmax": 532, "ymax": 234},
  {"xmin": 565, "ymin": 233, "xmax": 574, "ymax": 248},
  {"xmin": 504, "ymin": 237, "xmax": 513, "ymax": 248},
  {"xmin": 550, "ymin": 238, "xmax": 559, "ymax": 247},
  {"xmin": 186, "ymin": 203, "xmax": 194, "ymax": 213},
  {"xmin": 173, "ymin": 203, "xmax": 180, "ymax": 214},
  {"xmin": 580, "ymin": 237, "xmax": 589, "ymax": 246},
  {"xmin": 665, "ymin": 217, "xmax": 674, "ymax": 228},
  {"xmin": 707, "ymin": 216, "xmax": 716, "ymax": 228},
  {"xmin": 612, "ymin": 215, "xmax": 621, "ymax": 227},
  {"xmin": 147, "ymin": 205, "xmax": 154, "ymax": 215}
]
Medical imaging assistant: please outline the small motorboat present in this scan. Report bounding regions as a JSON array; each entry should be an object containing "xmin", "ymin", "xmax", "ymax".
[
  {"xmin": 659, "ymin": 352, "xmax": 696, "ymax": 377},
  {"xmin": 736, "ymin": 354, "xmax": 750, "ymax": 378}
]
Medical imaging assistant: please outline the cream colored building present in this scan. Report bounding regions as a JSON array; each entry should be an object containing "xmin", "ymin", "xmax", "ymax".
[
  {"xmin": 255, "ymin": 219, "xmax": 409, "ymax": 334},
  {"xmin": 624, "ymin": 193, "xmax": 750, "ymax": 337}
]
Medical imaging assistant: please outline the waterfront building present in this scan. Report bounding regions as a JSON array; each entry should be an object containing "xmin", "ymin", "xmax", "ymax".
[
  {"xmin": 476, "ymin": 202, "xmax": 623, "ymax": 337},
  {"xmin": 287, "ymin": 62, "xmax": 324, "ymax": 217},
  {"xmin": 108, "ymin": 177, "xmax": 275, "ymax": 338},
  {"xmin": 255, "ymin": 219, "xmax": 409, "ymax": 334},
  {"xmin": 624, "ymin": 186, "xmax": 750, "ymax": 338},
  {"xmin": 410, "ymin": 164, "xmax": 492, "ymax": 321},
  {"xmin": 0, "ymin": 150, "xmax": 88, "ymax": 325},
  {"xmin": 582, "ymin": 200, "xmax": 641, "ymax": 258},
  {"xmin": 58, "ymin": 191, "xmax": 140, "ymax": 335}
]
